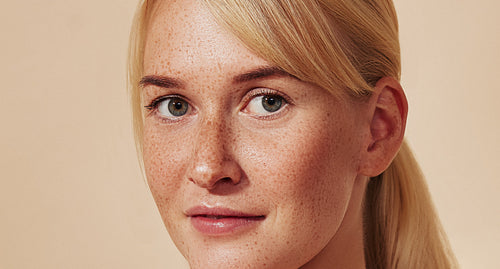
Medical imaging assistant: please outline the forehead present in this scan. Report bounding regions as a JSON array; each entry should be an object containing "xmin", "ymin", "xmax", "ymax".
[{"xmin": 143, "ymin": 0, "xmax": 269, "ymax": 76}]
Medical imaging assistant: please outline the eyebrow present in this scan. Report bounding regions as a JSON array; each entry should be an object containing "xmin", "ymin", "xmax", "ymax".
[
  {"xmin": 139, "ymin": 66, "xmax": 297, "ymax": 89},
  {"xmin": 140, "ymin": 75, "xmax": 184, "ymax": 89},
  {"xmin": 232, "ymin": 66, "xmax": 297, "ymax": 83}
]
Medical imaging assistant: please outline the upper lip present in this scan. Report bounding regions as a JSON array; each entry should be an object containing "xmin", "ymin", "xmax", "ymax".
[{"xmin": 185, "ymin": 206, "xmax": 265, "ymax": 218}]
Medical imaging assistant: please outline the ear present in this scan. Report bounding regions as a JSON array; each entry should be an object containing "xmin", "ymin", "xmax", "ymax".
[{"xmin": 358, "ymin": 77, "xmax": 408, "ymax": 177}]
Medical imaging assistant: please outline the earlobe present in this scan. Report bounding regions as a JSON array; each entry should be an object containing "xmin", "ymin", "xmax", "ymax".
[{"xmin": 359, "ymin": 77, "xmax": 408, "ymax": 177}]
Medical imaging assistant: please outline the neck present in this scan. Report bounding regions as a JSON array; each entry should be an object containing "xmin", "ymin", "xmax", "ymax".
[{"xmin": 300, "ymin": 176, "xmax": 368, "ymax": 269}]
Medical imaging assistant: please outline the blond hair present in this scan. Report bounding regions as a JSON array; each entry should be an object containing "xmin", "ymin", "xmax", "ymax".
[{"xmin": 128, "ymin": 0, "xmax": 458, "ymax": 268}]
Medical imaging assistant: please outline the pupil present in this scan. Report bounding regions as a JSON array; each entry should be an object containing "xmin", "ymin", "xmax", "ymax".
[{"xmin": 174, "ymin": 102, "xmax": 183, "ymax": 110}]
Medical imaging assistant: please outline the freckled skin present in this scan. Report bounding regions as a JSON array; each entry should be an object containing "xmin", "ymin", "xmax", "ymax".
[{"xmin": 142, "ymin": 0, "xmax": 371, "ymax": 268}]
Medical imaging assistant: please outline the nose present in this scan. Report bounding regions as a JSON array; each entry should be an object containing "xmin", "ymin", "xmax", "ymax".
[{"xmin": 186, "ymin": 118, "xmax": 242, "ymax": 190}]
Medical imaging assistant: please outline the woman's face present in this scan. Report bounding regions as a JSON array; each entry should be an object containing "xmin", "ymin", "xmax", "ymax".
[{"xmin": 142, "ymin": 0, "xmax": 369, "ymax": 268}]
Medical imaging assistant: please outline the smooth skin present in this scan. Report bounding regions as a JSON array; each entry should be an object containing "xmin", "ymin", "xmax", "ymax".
[{"xmin": 141, "ymin": 0, "xmax": 407, "ymax": 268}]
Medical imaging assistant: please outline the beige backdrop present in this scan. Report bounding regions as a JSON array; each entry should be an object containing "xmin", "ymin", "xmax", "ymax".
[{"xmin": 1, "ymin": 0, "xmax": 498, "ymax": 268}]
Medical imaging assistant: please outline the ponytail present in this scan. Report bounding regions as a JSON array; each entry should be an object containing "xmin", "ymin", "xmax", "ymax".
[{"xmin": 364, "ymin": 140, "xmax": 458, "ymax": 268}]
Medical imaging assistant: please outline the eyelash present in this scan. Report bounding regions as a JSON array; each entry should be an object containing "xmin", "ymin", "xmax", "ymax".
[
  {"xmin": 245, "ymin": 88, "xmax": 291, "ymax": 103},
  {"xmin": 145, "ymin": 96, "xmax": 167, "ymax": 111},
  {"xmin": 144, "ymin": 94, "xmax": 185, "ymax": 109}
]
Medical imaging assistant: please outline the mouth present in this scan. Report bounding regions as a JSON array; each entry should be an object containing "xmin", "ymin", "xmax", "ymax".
[
  {"xmin": 192, "ymin": 214, "xmax": 265, "ymax": 220},
  {"xmin": 186, "ymin": 207, "xmax": 266, "ymax": 235}
]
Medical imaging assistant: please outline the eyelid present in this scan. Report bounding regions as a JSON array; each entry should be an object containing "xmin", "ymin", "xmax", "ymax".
[
  {"xmin": 144, "ymin": 94, "xmax": 186, "ymax": 110},
  {"xmin": 242, "ymin": 88, "xmax": 293, "ymax": 106}
]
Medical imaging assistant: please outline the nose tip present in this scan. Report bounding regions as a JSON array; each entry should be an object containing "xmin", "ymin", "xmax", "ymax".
[{"xmin": 188, "ymin": 159, "xmax": 242, "ymax": 190}]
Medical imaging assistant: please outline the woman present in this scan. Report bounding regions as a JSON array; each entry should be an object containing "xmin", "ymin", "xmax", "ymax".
[{"xmin": 128, "ymin": 0, "xmax": 457, "ymax": 268}]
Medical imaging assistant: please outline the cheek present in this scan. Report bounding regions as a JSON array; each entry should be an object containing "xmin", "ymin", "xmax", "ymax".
[
  {"xmin": 241, "ymin": 112, "xmax": 362, "ymax": 242},
  {"xmin": 142, "ymin": 124, "xmax": 187, "ymax": 214},
  {"xmin": 249, "ymin": 113, "xmax": 360, "ymax": 194}
]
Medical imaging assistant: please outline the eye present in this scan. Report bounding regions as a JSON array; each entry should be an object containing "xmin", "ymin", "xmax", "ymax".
[
  {"xmin": 245, "ymin": 94, "xmax": 285, "ymax": 116},
  {"xmin": 145, "ymin": 96, "xmax": 190, "ymax": 118}
]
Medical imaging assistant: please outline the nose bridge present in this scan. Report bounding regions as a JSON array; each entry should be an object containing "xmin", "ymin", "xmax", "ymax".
[
  {"xmin": 187, "ymin": 113, "xmax": 241, "ymax": 189},
  {"xmin": 196, "ymin": 116, "xmax": 227, "ymax": 162}
]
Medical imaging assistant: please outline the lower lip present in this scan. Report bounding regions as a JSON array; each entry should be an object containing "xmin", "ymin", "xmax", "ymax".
[{"xmin": 190, "ymin": 216, "xmax": 265, "ymax": 235}]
